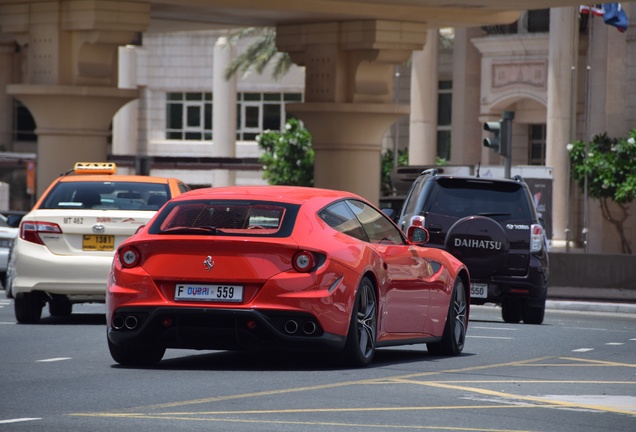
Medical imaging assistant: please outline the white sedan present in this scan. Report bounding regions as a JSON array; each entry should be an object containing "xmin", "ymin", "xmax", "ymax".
[
  {"xmin": 0, "ymin": 213, "xmax": 19, "ymax": 290},
  {"xmin": 9, "ymin": 162, "xmax": 190, "ymax": 324}
]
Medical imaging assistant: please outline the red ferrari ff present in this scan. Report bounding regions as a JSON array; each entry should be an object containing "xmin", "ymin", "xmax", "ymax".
[{"xmin": 106, "ymin": 186, "xmax": 470, "ymax": 367}]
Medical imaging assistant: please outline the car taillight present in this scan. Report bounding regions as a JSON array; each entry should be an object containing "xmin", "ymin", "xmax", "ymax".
[
  {"xmin": 119, "ymin": 246, "xmax": 141, "ymax": 268},
  {"xmin": 530, "ymin": 224, "xmax": 544, "ymax": 253},
  {"xmin": 19, "ymin": 221, "xmax": 62, "ymax": 245},
  {"xmin": 410, "ymin": 215, "xmax": 425, "ymax": 228},
  {"xmin": 292, "ymin": 250, "xmax": 315, "ymax": 273}
]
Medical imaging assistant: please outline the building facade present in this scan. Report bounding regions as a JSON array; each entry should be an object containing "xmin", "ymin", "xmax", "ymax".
[{"xmin": 1, "ymin": 6, "xmax": 634, "ymax": 254}]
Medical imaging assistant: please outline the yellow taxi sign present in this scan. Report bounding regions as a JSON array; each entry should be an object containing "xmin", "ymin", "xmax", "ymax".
[{"xmin": 74, "ymin": 162, "xmax": 117, "ymax": 175}]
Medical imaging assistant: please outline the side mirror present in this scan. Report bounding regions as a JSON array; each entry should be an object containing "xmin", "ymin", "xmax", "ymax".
[{"xmin": 407, "ymin": 226, "xmax": 429, "ymax": 245}]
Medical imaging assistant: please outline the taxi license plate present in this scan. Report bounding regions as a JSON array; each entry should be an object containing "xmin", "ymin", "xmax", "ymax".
[
  {"xmin": 82, "ymin": 235, "xmax": 114, "ymax": 251},
  {"xmin": 175, "ymin": 284, "xmax": 243, "ymax": 302},
  {"xmin": 470, "ymin": 283, "xmax": 488, "ymax": 299}
]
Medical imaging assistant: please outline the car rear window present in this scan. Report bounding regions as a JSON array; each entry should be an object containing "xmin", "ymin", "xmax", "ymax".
[
  {"xmin": 149, "ymin": 200, "xmax": 299, "ymax": 237},
  {"xmin": 40, "ymin": 181, "xmax": 170, "ymax": 210},
  {"xmin": 426, "ymin": 179, "xmax": 531, "ymax": 220}
]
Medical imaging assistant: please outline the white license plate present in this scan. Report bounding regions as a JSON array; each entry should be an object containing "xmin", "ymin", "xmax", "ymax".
[
  {"xmin": 175, "ymin": 284, "xmax": 243, "ymax": 302},
  {"xmin": 470, "ymin": 283, "xmax": 488, "ymax": 299}
]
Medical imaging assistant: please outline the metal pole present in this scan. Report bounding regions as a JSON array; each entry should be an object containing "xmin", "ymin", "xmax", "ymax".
[
  {"xmin": 583, "ymin": 14, "xmax": 593, "ymax": 253},
  {"xmin": 502, "ymin": 110, "xmax": 515, "ymax": 179}
]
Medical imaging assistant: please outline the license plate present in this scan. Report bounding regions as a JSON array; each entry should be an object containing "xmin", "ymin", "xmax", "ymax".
[
  {"xmin": 470, "ymin": 283, "xmax": 488, "ymax": 299},
  {"xmin": 175, "ymin": 284, "xmax": 243, "ymax": 302},
  {"xmin": 82, "ymin": 235, "xmax": 114, "ymax": 251}
]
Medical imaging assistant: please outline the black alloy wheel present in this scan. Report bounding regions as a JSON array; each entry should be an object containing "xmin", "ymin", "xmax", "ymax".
[
  {"xmin": 342, "ymin": 276, "xmax": 377, "ymax": 367},
  {"xmin": 427, "ymin": 277, "xmax": 468, "ymax": 356}
]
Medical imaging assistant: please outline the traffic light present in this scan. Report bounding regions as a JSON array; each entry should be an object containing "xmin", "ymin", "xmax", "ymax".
[{"xmin": 483, "ymin": 121, "xmax": 501, "ymax": 153}]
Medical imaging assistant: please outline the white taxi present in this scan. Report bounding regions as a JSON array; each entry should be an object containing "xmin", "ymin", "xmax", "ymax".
[{"xmin": 9, "ymin": 162, "xmax": 190, "ymax": 323}]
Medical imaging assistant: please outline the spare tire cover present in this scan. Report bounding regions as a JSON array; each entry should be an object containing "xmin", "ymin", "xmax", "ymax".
[{"xmin": 444, "ymin": 216, "xmax": 509, "ymax": 279}]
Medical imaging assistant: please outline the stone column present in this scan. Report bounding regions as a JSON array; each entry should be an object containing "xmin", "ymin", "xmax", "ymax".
[
  {"xmin": 7, "ymin": 85, "xmax": 138, "ymax": 194},
  {"xmin": 450, "ymin": 27, "xmax": 483, "ymax": 165},
  {"xmin": 277, "ymin": 21, "xmax": 427, "ymax": 204},
  {"xmin": 546, "ymin": 7, "xmax": 578, "ymax": 249},
  {"xmin": 212, "ymin": 36, "xmax": 237, "ymax": 187},
  {"xmin": 112, "ymin": 45, "xmax": 139, "ymax": 158},
  {"xmin": 409, "ymin": 29, "xmax": 438, "ymax": 165},
  {"xmin": 1, "ymin": 1, "xmax": 149, "ymax": 197},
  {"xmin": 0, "ymin": 42, "xmax": 16, "ymax": 151}
]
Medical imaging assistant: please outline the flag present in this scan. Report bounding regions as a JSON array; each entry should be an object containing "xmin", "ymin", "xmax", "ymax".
[
  {"xmin": 580, "ymin": 4, "xmax": 604, "ymax": 16},
  {"xmin": 602, "ymin": 3, "xmax": 629, "ymax": 32},
  {"xmin": 580, "ymin": 4, "xmax": 629, "ymax": 32}
]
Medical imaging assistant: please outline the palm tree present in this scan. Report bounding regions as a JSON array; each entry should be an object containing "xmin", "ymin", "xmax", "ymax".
[{"xmin": 225, "ymin": 27, "xmax": 292, "ymax": 80}]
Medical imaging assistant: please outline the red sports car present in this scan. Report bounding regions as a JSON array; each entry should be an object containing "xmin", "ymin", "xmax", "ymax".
[{"xmin": 106, "ymin": 186, "xmax": 470, "ymax": 367}]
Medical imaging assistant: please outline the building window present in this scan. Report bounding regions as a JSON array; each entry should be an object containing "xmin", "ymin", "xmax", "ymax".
[
  {"xmin": 437, "ymin": 80, "xmax": 452, "ymax": 161},
  {"xmin": 13, "ymin": 100, "xmax": 37, "ymax": 142},
  {"xmin": 166, "ymin": 92, "xmax": 213, "ymax": 140},
  {"xmin": 236, "ymin": 92, "xmax": 303, "ymax": 141},
  {"xmin": 166, "ymin": 92, "xmax": 302, "ymax": 141},
  {"xmin": 528, "ymin": 124, "xmax": 547, "ymax": 165}
]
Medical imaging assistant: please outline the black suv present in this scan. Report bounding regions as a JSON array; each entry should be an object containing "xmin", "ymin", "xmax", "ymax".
[{"xmin": 397, "ymin": 169, "xmax": 549, "ymax": 324}]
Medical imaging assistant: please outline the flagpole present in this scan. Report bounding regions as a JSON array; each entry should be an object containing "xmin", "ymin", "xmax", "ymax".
[{"xmin": 583, "ymin": 9, "xmax": 593, "ymax": 253}]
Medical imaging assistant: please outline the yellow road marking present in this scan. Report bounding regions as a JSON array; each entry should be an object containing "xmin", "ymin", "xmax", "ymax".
[
  {"xmin": 390, "ymin": 379, "xmax": 636, "ymax": 416},
  {"xmin": 71, "ymin": 412, "xmax": 539, "ymax": 431},
  {"xmin": 70, "ymin": 356, "xmax": 636, "ymax": 425}
]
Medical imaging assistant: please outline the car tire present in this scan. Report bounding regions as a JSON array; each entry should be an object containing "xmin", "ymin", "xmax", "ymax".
[
  {"xmin": 522, "ymin": 301, "xmax": 545, "ymax": 325},
  {"xmin": 14, "ymin": 292, "xmax": 44, "ymax": 324},
  {"xmin": 501, "ymin": 298, "xmax": 523, "ymax": 323},
  {"xmin": 107, "ymin": 338, "xmax": 166, "ymax": 367},
  {"xmin": 49, "ymin": 295, "xmax": 73, "ymax": 317},
  {"xmin": 341, "ymin": 276, "xmax": 377, "ymax": 367},
  {"xmin": 427, "ymin": 277, "xmax": 468, "ymax": 356}
]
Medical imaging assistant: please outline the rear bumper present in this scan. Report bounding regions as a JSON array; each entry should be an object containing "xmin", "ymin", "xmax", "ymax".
[
  {"xmin": 107, "ymin": 306, "xmax": 347, "ymax": 353},
  {"xmin": 471, "ymin": 257, "xmax": 548, "ymax": 305},
  {"xmin": 12, "ymin": 240, "xmax": 111, "ymax": 297}
]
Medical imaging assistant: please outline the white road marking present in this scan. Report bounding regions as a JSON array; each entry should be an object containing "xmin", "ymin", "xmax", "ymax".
[
  {"xmin": 470, "ymin": 326, "xmax": 518, "ymax": 331},
  {"xmin": 467, "ymin": 335, "xmax": 514, "ymax": 340},
  {"xmin": 606, "ymin": 342, "xmax": 624, "ymax": 346},
  {"xmin": 37, "ymin": 357, "xmax": 72, "ymax": 363},
  {"xmin": 540, "ymin": 395, "xmax": 636, "ymax": 414},
  {"xmin": 572, "ymin": 348, "xmax": 594, "ymax": 352},
  {"xmin": 0, "ymin": 418, "xmax": 41, "ymax": 424}
]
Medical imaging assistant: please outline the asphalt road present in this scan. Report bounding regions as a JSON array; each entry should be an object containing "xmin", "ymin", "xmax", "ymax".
[{"xmin": 0, "ymin": 297, "xmax": 634, "ymax": 432}]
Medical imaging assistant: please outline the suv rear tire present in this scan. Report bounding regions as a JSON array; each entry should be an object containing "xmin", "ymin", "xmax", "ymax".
[{"xmin": 522, "ymin": 300, "xmax": 546, "ymax": 325}]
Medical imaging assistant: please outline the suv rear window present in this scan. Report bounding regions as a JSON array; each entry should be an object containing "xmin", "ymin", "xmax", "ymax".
[{"xmin": 425, "ymin": 178, "xmax": 531, "ymax": 220}]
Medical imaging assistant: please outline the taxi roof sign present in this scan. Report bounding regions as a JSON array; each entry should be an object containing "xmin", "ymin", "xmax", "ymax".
[{"xmin": 74, "ymin": 162, "xmax": 117, "ymax": 175}]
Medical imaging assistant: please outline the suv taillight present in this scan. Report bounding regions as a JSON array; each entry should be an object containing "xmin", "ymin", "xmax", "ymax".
[
  {"xmin": 410, "ymin": 215, "xmax": 425, "ymax": 228},
  {"xmin": 20, "ymin": 221, "xmax": 63, "ymax": 245},
  {"xmin": 530, "ymin": 224, "xmax": 544, "ymax": 253}
]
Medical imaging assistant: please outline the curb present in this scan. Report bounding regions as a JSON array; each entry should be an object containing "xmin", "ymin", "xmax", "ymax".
[{"xmin": 546, "ymin": 300, "xmax": 636, "ymax": 315}]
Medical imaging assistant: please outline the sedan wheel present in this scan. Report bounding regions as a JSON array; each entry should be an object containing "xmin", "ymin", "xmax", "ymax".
[
  {"xmin": 49, "ymin": 295, "xmax": 73, "ymax": 317},
  {"xmin": 14, "ymin": 292, "xmax": 45, "ymax": 324},
  {"xmin": 427, "ymin": 277, "xmax": 467, "ymax": 356},
  {"xmin": 342, "ymin": 276, "xmax": 377, "ymax": 367}
]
